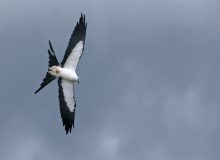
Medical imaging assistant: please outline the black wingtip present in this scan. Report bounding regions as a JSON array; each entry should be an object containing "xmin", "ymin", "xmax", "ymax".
[
  {"xmin": 63, "ymin": 114, "xmax": 75, "ymax": 134},
  {"xmin": 62, "ymin": 13, "xmax": 87, "ymax": 64},
  {"xmin": 65, "ymin": 127, "xmax": 72, "ymax": 135},
  {"xmin": 64, "ymin": 123, "xmax": 74, "ymax": 134},
  {"xmin": 80, "ymin": 13, "xmax": 86, "ymax": 24}
]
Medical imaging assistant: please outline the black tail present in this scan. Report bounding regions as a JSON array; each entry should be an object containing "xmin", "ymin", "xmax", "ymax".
[
  {"xmin": 48, "ymin": 40, "xmax": 59, "ymax": 67},
  {"xmin": 35, "ymin": 40, "xmax": 60, "ymax": 94}
]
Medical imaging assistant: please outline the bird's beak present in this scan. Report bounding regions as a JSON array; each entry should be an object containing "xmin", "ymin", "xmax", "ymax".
[{"xmin": 47, "ymin": 70, "xmax": 53, "ymax": 75}]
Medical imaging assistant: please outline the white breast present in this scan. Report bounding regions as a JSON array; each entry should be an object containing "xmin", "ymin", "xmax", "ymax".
[{"xmin": 59, "ymin": 68, "xmax": 78, "ymax": 82}]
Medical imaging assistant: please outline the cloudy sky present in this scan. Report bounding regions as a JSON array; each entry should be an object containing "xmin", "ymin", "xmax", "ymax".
[{"xmin": 0, "ymin": 0, "xmax": 220, "ymax": 159}]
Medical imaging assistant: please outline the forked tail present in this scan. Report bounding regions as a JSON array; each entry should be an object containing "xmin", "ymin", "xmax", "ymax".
[{"xmin": 35, "ymin": 40, "xmax": 60, "ymax": 94}]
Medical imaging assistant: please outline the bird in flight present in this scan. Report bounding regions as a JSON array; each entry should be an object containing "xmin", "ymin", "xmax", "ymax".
[{"xmin": 35, "ymin": 14, "xmax": 87, "ymax": 134}]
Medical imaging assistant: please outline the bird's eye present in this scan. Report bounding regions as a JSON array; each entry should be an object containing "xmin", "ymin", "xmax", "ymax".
[{"xmin": 56, "ymin": 70, "xmax": 59, "ymax": 73}]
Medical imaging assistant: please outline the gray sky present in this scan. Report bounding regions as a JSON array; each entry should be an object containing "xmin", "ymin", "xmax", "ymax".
[{"xmin": 0, "ymin": 0, "xmax": 220, "ymax": 159}]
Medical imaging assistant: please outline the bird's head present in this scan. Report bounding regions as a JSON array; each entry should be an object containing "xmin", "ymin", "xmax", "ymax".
[{"xmin": 48, "ymin": 66, "xmax": 62, "ymax": 77}]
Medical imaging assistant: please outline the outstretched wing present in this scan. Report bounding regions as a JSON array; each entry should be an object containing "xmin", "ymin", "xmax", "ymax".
[
  {"xmin": 58, "ymin": 78, "xmax": 76, "ymax": 134},
  {"xmin": 61, "ymin": 13, "xmax": 87, "ymax": 70},
  {"xmin": 35, "ymin": 41, "xmax": 59, "ymax": 94}
]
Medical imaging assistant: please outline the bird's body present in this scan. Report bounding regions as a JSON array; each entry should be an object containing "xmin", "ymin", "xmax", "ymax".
[
  {"xmin": 35, "ymin": 14, "xmax": 87, "ymax": 134},
  {"xmin": 48, "ymin": 66, "xmax": 79, "ymax": 82}
]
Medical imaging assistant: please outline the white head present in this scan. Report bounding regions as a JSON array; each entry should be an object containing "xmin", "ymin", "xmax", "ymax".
[{"xmin": 48, "ymin": 66, "xmax": 62, "ymax": 77}]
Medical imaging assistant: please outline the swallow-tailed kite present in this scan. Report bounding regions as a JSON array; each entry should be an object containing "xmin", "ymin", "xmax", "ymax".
[{"xmin": 35, "ymin": 14, "xmax": 87, "ymax": 134}]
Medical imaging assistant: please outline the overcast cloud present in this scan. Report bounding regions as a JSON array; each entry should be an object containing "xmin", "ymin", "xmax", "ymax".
[{"xmin": 0, "ymin": 0, "xmax": 220, "ymax": 160}]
